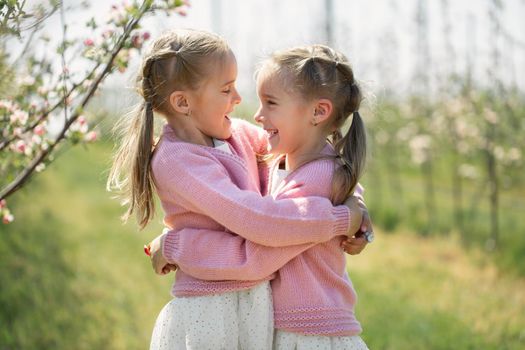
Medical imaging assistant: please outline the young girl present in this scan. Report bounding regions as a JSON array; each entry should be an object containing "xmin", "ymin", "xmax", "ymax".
[
  {"xmin": 107, "ymin": 29, "xmax": 369, "ymax": 349},
  {"xmin": 257, "ymin": 44, "xmax": 370, "ymax": 349},
  {"xmin": 151, "ymin": 44, "xmax": 371, "ymax": 349}
]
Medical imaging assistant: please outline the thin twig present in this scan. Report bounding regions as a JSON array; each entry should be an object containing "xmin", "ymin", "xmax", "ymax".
[
  {"xmin": 0, "ymin": 61, "xmax": 102, "ymax": 152},
  {"xmin": 59, "ymin": 1, "xmax": 68, "ymax": 124},
  {"xmin": 12, "ymin": 20, "xmax": 40, "ymax": 65},
  {"xmin": 0, "ymin": 1, "xmax": 152, "ymax": 201}
]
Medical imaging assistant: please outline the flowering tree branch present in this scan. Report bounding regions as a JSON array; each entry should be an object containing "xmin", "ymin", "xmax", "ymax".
[{"xmin": 0, "ymin": 0, "xmax": 190, "ymax": 223}]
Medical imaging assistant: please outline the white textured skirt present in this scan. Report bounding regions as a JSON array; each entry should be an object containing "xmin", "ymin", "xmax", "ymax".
[
  {"xmin": 273, "ymin": 330, "xmax": 369, "ymax": 350},
  {"xmin": 150, "ymin": 281, "xmax": 273, "ymax": 350}
]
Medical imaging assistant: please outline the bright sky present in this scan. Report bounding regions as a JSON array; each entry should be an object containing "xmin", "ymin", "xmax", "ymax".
[{"xmin": 10, "ymin": 0, "xmax": 525, "ymax": 112}]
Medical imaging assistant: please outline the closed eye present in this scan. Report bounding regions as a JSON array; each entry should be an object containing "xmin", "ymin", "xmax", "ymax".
[{"xmin": 222, "ymin": 83, "xmax": 236, "ymax": 94}]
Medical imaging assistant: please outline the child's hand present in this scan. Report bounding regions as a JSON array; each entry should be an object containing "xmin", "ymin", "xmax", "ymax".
[
  {"xmin": 356, "ymin": 197, "xmax": 374, "ymax": 238},
  {"xmin": 147, "ymin": 233, "xmax": 178, "ymax": 275},
  {"xmin": 343, "ymin": 196, "xmax": 363, "ymax": 236},
  {"xmin": 341, "ymin": 196, "xmax": 374, "ymax": 255},
  {"xmin": 341, "ymin": 234, "xmax": 367, "ymax": 255},
  {"xmin": 160, "ymin": 263, "xmax": 178, "ymax": 275}
]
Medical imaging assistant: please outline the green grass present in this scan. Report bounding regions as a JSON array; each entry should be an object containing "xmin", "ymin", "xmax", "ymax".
[
  {"xmin": 351, "ymin": 233, "xmax": 525, "ymax": 349},
  {"xmin": 0, "ymin": 142, "xmax": 171, "ymax": 349},
  {"xmin": 1, "ymin": 141, "xmax": 524, "ymax": 349}
]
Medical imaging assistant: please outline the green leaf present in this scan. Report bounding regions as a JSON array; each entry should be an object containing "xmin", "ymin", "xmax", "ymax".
[{"xmin": 86, "ymin": 17, "xmax": 97, "ymax": 29}]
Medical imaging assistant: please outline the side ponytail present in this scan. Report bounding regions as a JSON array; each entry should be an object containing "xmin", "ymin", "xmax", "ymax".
[
  {"xmin": 133, "ymin": 101, "xmax": 156, "ymax": 227},
  {"xmin": 331, "ymin": 111, "xmax": 366, "ymax": 205},
  {"xmin": 107, "ymin": 100, "xmax": 156, "ymax": 229}
]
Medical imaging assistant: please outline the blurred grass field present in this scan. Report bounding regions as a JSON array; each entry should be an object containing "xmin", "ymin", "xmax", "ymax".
[{"xmin": 1, "ymin": 141, "xmax": 524, "ymax": 349}]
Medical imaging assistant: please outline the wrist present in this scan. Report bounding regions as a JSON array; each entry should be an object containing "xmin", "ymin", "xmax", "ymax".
[
  {"xmin": 161, "ymin": 230, "xmax": 180, "ymax": 264},
  {"xmin": 332, "ymin": 205, "xmax": 351, "ymax": 237}
]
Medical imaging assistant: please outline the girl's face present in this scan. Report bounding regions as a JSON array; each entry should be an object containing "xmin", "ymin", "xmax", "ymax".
[
  {"xmin": 188, "ymin": 51, "xmax": 242, "ymax": 141},
  {"xmin": 254, "ymin": 71, "xmax": 315, "ymax": 155}
]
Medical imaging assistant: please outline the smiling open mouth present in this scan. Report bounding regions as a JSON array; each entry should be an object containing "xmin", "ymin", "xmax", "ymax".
[{"xmin": 265, "ymin": 129, "xmax": 278, "ymax": 137}]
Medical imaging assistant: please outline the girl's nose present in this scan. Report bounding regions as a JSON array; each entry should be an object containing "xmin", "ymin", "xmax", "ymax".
[
  {"xmin": 233, "ymin": 88, "xmax": 242, "ymax": 105},
  {"xmin": 254, "ymin": 110, "xmax": 264, "ymax": 124}
]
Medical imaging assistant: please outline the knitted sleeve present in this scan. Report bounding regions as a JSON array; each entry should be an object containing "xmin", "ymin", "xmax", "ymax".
[
  {"xmin": 161, "ymin": 228, "xmax": 313, "ymax": 281},
  {"xmin": 153, "ymin": 151, "xmax": 350, "ymax": 247}
]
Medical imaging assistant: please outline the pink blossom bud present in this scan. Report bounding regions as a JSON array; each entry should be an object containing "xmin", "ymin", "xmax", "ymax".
[
  {"xmin": 78, "ymin": 116, "xmax": 87, "ymax": 125},
  {"xmin": 176, "ymin": 8, "xmax": 188, "ymax": 16},
  {"xmin": 19, "ymin": 112, "xmax": 28, "ymax": 125},
  {"xmin": 36, "ymin": 163, "xmax": 46, "ymax": 172},
  {"xmin": 85, "ymin": 131, "xmax": 98, "ymax": 142},
  {"xmin": 34, "ymin": 124, "xmax": 46, "ymax": 136},
  {"xmin": 0, "ymin": 199, "xmax": 6, "ymax": 209},
  {"xmin": 32, "ymin": 135, "xmax": 42, "ymax": 145},
  {"xmin": 3, "ymin": 212, "xmax": 14, "ymax": 224},
  {"xmin": 131, "ymin": 34, "xmax": 141, "ymax": 49},
  {"xmin": 84, "ymin": 38, "xmax": 95, "ymax": 46},
  {"xmin": 142, "ymin": 32, "xmax": 150, "ymax": 40},
  {"xmin": 10, "ymin": 110, "xmax": 27, "ymax": 124},
  {"xmin": 102, "ymin": 28, "xmax": 114, "ymax": 39},
  {"xmin": 15, "ymin": 140, "xmax": 26, "ymax": 154},
  {"xmin": 24, "ymin": 144, "xmax": 32, "ymax": 156}
]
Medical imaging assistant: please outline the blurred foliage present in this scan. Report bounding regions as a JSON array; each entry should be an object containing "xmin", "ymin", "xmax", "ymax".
[
  {"xmin": 0, "ymin": 141, "xmax": 524, "ymax": 349},
  {"xmin": 0, "ymin": 141, "xmax": 170, "ymax": 349}
]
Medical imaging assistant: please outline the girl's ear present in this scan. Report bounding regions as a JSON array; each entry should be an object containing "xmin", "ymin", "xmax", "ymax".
[
  {"xmin": 313, "ymin": 98, "xmax": 333, "ymax": 124},
  {"xmin": 169, "ymin": 91, "xmax": 190, "ymax": 115}
]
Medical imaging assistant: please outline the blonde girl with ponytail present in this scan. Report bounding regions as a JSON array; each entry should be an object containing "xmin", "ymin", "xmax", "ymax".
[
  {"xmin": 108, "ymin": 30, "xmax": 369, "ymax": 349},
  {"xmin": 250, "ymin": 45, "xmax": 371, "ymax": 349}
]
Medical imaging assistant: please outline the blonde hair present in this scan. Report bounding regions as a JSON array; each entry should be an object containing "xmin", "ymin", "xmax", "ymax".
[
  {"xmin": 107, "ymin": 29, "xmax": 230, "ymax": 229},
  {"xmin": 260, "ymin": 44, "xmax": 367, "ymax": 205}
]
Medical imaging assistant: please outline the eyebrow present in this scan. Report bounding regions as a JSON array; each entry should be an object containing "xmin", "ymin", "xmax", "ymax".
[
  {"xmin": 261, "ymin": 93, "xmax": 279, "ymax": 100},
  {"xmin": 221, "ymin": 79, "xmax": 236, "ymax": 87}
]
